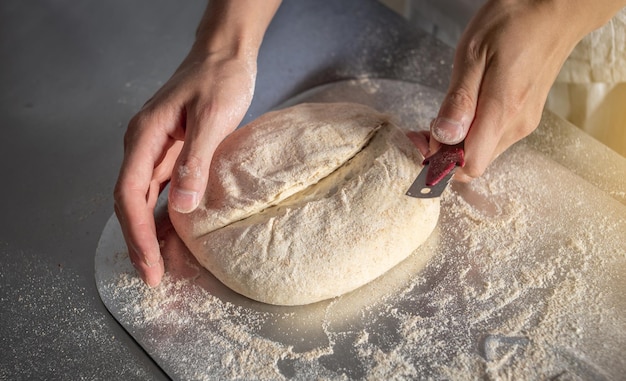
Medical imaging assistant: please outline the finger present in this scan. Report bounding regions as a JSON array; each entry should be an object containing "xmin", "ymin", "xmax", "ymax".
[
  {"xmin": 431, "ymin": 41, "xmax": 485, "ymax": 150},
  {"xmin": 114, "ymin": 115, "xmax": 175, "ymax": 286},
  {"xmin": 168, "ymin": 107, "xmax": 231, "ymax": 214},
  {"xmin": 114, "ymin": 195, "xmax": 164, "ymax": 287},
  {"xmin": 133, "ymin": 255, "xmax": 164, "ymax": 288},
  {"xmin": 147, "ymin": 140, "xmax": 185, "ymax": 209},
  {"xmin": 456, "ymin": 75, "xmax": 508, "ymax": 182},
  {"xmin": 115, "ymin": 158, "xmax": 162, "ymax": 269}
]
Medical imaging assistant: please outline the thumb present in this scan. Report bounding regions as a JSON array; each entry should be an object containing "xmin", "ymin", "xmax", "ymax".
[
  {"xmin": 169, "ymin": 151, "xmax": 208, "ymax": 214},
  {"xmin": 431, "ymin": 51, "xmax": 484, "ymax": 149},
  {"xmin": 169, "ymin": 114, "xmax": 223, "ymax": 214}
]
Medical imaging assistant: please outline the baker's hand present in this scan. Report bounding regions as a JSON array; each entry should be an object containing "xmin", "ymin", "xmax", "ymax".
[
  {"xmin": 418, "ymin": 0, "xmax": 624, "ymax": 182},
  {"xmin": 114, "ymin": 47, "xmax": 256, "ymax": 286},
  {"xmin": 113, "ymin": 0, "xmax": 281, "ymax": 287}
]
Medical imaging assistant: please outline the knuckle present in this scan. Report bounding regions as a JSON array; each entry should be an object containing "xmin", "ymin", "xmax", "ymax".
[
  {"xmin": 445, "ymin": 88, "xmax": 476, "ymax": 114},
  {"xmin": 457, "ymin": 32, "xmax": 484, "ymax": 65},
  {"xmin": 463, "ymin": 38, "xmax": 483, "ymax": 65},
  {"xmin": 113, "ymin": 200, "xmax": 123, "ymax": 220},
  {"xmin": 502, "ymin": 92, "xmax": 526, "ymax": 117},
  {"xmin": 113, "ymin": 180, "xmax": 126, "ymax": 207},
  {"xmin": 112, "ymin": 181, "xmax": 130, "ymax": 212},
  {"xmin": 515, "ymin": 119, "xmax": 540, "ymax": 141},
  {"xmin": 501, "ymin": 94, "xmax": 519, "ymax": 114},
  {"xmin": 122, "ymin": 128, "xmax": 135, "ymax": 150},
  {"xmin": 113, "ymin": 182, "xmax": 123, "ymax": 203},
  {"xmin": 179, "ymin": 151, "xmax": 204, "ymax": 170},
  {"xmin": 462, "ymin": 162, "xmax": 486, "ymax": 180},
  {"xmin": 527, "ymin": 106, "xmax": 544, "ymax": 130},
  {"xmin": 112, "ymin": 191, "xmax": 128, "ymax": 226},
  {"xmin": 174, "ymin": 152, "xmax": 206, "ymax": 185},
  {"xmin": 189, "ymin": 96, "xmax": 210, "ymax": 117},
  {"xmin": 189, "ymin": 96, "xmax": 219, "ymax": 122},
  {"xmin": 501, "ymin": 102, "xmax": 543, "ymax": 141},
  {"xmin": 123, "ymin": 112, "xmax": 148, "ymax": 149}
]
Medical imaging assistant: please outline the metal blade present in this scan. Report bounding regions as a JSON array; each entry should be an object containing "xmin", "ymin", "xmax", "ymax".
[{"xmin": 406, "ymin": 163, "xmax": 456, "ymax": 198}]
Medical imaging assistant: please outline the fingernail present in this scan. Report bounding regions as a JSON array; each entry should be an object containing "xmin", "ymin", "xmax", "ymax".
[
  {"xmin": 170, "ymin": 188, "xmax": 199, "ymax": 213},
  {"xmin": 432, "ymin": 117, "xmax": 465, "ymax": 144}
]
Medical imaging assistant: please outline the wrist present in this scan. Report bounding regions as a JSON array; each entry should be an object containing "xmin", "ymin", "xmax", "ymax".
[{"xmin": 192, "ymin": 0, "xmax": 281, "ymax": 61}]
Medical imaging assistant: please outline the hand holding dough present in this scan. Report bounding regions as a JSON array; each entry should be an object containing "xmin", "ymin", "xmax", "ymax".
[{"xmin": 169, "ymin": 103, "xmax": 440, "ymax": 305}]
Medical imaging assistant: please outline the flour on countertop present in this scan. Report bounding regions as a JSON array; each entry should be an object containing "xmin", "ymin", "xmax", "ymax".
[
  {"xmin": 0, "ymin": 249, "xmax": 155, "ymax": 380},
  {"xmin": 97, "ymin": 137, "xmax": 626, "ymax": 380}
]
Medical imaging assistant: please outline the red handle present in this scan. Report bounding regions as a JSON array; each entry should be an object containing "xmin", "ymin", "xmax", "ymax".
[{"xmin": 422, "ymin": 144, "xmax": 465, "ymax": 186}]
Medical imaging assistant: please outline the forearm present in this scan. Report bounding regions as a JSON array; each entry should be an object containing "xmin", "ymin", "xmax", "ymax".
[
  {"xmin": 544, "ymin": 0, "xmax": 626, "ymax": 40},
  {"xmin": 192, "ymin": 0, "xmax": 282, "ymax": 59},
  {"xmin": 574, "ymin": 0, "xmax": 626, "ymax": 30}
]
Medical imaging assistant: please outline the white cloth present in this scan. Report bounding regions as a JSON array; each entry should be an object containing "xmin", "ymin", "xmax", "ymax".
[
  {"xmin": 558, "ymin": 9, "xmax": 626, "ymax": 84},
  {"xmin": 548, "ymin": 8, "xmax": 626, "ymax": 157}
]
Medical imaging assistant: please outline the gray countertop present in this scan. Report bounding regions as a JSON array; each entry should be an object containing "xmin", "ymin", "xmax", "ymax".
[
  {"xmin": 0, "ymin": 1, "xmax": 453, "ymax": 378},
  {"xmin": 5, "ymin": 0, "xmax": 624, "ymax": 379}
]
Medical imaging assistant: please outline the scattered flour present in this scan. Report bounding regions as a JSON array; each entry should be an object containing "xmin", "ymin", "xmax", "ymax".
[
  {"xmin": 0, "ymin": 248, "xmax": 155, "ymax": 380},
  {"xmin": 97, "ymin": 139, "xmax": 626, "ymax": 380}
]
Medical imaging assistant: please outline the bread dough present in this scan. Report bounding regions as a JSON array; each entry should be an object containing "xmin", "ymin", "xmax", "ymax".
[{"xmin": 169, "ymin": 103, "xmax": 440, "ymax": 305}]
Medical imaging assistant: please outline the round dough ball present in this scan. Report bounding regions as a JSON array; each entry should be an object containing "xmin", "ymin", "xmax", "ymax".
[{"xmin": 169, "ymin": 103, "xmax": 439, "ymax": 306}]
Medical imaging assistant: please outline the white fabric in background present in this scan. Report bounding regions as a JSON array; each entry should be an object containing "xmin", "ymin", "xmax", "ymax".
[
  {"xmin": 548, "ymin": 8, "xmax": 626, "ymax": 157},
  {"xmin": 558, "ymin": 10, "xmax": 626, "ymax": 84}
]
